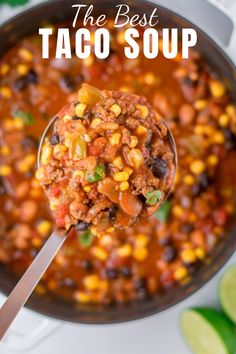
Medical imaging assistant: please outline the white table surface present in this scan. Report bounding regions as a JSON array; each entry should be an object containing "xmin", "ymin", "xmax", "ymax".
[{"xmin": 0, "ymin": 1, "xmax": 236, "ymax": 353}]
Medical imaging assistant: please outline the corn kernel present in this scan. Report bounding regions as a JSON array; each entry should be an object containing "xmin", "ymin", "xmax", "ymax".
[
  {"xmin": 144, "ymin": 72, "xmax": 156, "ymax": 85},
  {"xmin": 16, "ymin": 64, "xmax": 29, "ymax": 76},
  {"xmin": 173, "ymin": 267, "xmax": 188, "ymax": 281},
  {"xmin": 209, "ymin": 80, "xmax": 225, "ymax": 98},
  {"xmin": 83, "ymin": 55, "xmax": 94, "ymax": 67},
  {"xmin": 0, "ymin": 146, "xmax": 10, "ymax": 156},
  {"xmin": 35, "ymin": 166, "xmax": 46, "ymax": 181},
  {"xmin": 194, "ymin": 100, "xmax": 207, "ymax": 110},
  {"xmin": 119, "ymin": 181, "xmax": 129, "ymax": 191},
  {"xmin": 74, "ymin": 291, "xmax": 91, "ymax": 303},
  {"xmin": 207, "ymin": 154, "xmax": 219, "ymax": 167},
  {"xmin": 181, "ymin": 249, "xmax": 197, "ymax": 263},
  {"xmin": 130, "ymin": 136, "xmax": 138, "ymax": 148},
  {"xmin": 106, "ymin": 227, "xmax": 115, "ymax": 233},
  {"xmin": 84, "ymin": 185, "xmax": 91, "ymax": 192},
  {"xmin": 75, "ymin": 103, "xmax": 87, "ymax": 118},
  {"xmin": 91, "ymin": 118, "xmax": 102, "ymax": 128},
  {"xmin": 19, "ymin": 48, "xmax": 33, "ymax": 61},
  {"xmin": 109, "ymin": 133, "xmax": 121, "ymax": 146},
  {"xmin": 183, "ymin": 174, "xmax": 195, "ymax": 186},
  {"xmin": 17, "ymin": 154, "xmax": 36, "ymax": 173},
  {"xmin": 190, "ymin": 160, "xmax": 205, "ymax": 175},
  {"xmin": 213, "ymin": 131, "xmax": 225, "ymax": 144},
  {"xmin": 129, "ymin": 149, "xmax": 144, "ymax": 169},
  {"xmin": 117, "ymin": 244, "xmax": 132, "ymax": 257},
  {"xmin": 123, "ymin": 166, "xmax": 133, "ymax": 176},
  {"xmin": 172, "ymin": 205, "xmax": 184, "ymax": 217},
  {"xmin": 13, "ymin": 117, "xmax": 24, "ymax": 129},
  {"xmin": 195, "ymin": 247, "xmax": 206, "ymax": 260},
  {"xmin": 91, "ymin": 246, "xmax": 108, "ymax": 261},
  {"xmin": 110, "ymin": 104, "xmax": 121, "ymax": 117},
  {"xmin": 114, "ymin": 171, "xmax": 129, "ymax": 182},
  {"xmin": 135, "ymin": 234, "xmax": 149, "ymax": 247},
  {"xmin": 41, "ymin": 145, "xmax": 52, "ymax": 165},
  {"xmin": 84, "ymin": 275, "xmax": 100, "ymax": 290},
  {"xmin": 37, "ymin": 220, "xmax": 52, "ymax": 236},
  {"xmin": 53, "ymin": 144, "xmax": 67, "ymax": 159},
  {"xmin": 0, "ymin": 165, "xmax": 12, "ymax": 176},
  {"xmin": 0, "ymin": 64, "xmax": 9, "ymax": 76},
  {"xmin": 133, "ymin": 247, "xmax": 148, "ymax": 261},
  {"xmin": 32, "ymin": 237, "xmax": 42, "ymax": 248},
  {"xmin": 0, "ymin": 86, "xmax": 12, "ymax": 99},
  {"xmin": 226, "ymin": 104, "xmax": 236, "ymax": 117},
  {"xmin": 136, "ymin": 125, "xmax": 147, "ymax": 135},
  {"xmin": 136, "ymin": 104, "xmax": 148, "ymax": 118},
  {"xmin": 219, "ymin": 113, "xmax": 229, "ymax": 127},
  {"xmin": 73, "ymin": 170, "xmax": 85, "ymax": 179},
  {"xmin": 112, "ymin": 156, "xmax": 123, "ymax": 170}
]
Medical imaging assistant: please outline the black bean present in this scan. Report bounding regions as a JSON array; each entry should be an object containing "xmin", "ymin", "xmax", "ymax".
[
  {"xmin": 75, "ymin": 221, "xmax": 90, "ymax": 231},
  {"xmin": 182, "ymin": 76, "xmax": 197, "ymax": 88},
  {"xmin": 14, "ymin": 76, "xmax": 29, "ymax": 91},
  {"xmin": 108, "ymin": 205, "xmax": 117, "ymax": 221},
  {"xmin": 199, "ymin": 172, "xmax": 211, "ymax": 189},
  {"xmin": 22, "ymin": 136, "xmax": 39, "ymax": 150},
  {"xmin": 50, "ymin": 133, "xmax": 60, "ymax": 145},
  {"xmin": 0, "ymin": 178, "xmax": 6, "ymax": 196},
  {"xmin": 27, "ymin": 69, "xmax": 38, "ymax": 85},
  {"xmin": 191, "ymin": 183, "xmax": 202, "ymax": 197},
  {"xmin": 151, "ymin": 157, "xmax": 167, "ymax": 178},
  {"xmin": 106, "ymin": 268, "xmax": 119, "ymax": 279},
  {"xmin": 14, "ymin": 69, "xmax": 38, "ymax": 91},
  {"xmin": 134, "ymin": 277, "xmax": 146, "ymax": 291},
  {"xmin": 83, "ymin": 111, "xmax": 93, "ymax": 120},
  {"xmin": 63, "ymin": 278, "xmax": 76, "ymax": 288},
  {"xmin": 60, "ymin": 75, "xmax": 76, "ymax": 92},
  {"xmin": 158, "ymin": 235, "xmax": 170, "ymax": 246},
  {"xmin": 181, "ymin": 223, "xmax": 194, "ymax": 234},
  {"xmin": 81, "ymin": 259, "xmax": 93, "ymax": 271},
  {"xmin": 72, "ymin": 115, "xmax": 80, "ymax": 120},
  {"xmin": 162, "ymin": 246, "xmax": 177, "ymax": 263},
  {"xmin": 222, "ymin": 128, "xmax": 236, "ymax": 150},
  {"xmin": 137, "ymin": 194, "xmax": 146, "ymax": 203},
  {"xmin": 120, "ymin": 266, "xmax": 132, "ymax": 278}
]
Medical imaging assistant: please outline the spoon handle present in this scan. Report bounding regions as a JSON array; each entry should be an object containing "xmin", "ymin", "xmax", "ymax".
[{"xmin": 0, "ymin": 230, "xmax": 67, "ymax": 341}]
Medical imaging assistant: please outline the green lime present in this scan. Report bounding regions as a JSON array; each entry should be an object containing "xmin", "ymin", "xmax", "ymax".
[
  {"xmin": 180, "ymin": 308, "xmax": 236, "ymax": 354},
  {"xmin": 220, "ymin": 265, "xmax": 236, "ymax": 324}
]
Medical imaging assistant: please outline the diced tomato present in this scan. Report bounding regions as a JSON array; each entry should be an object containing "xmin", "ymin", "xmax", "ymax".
[
  {"xmin": 55, "ymin": 204, "xmax": 69, "ymax": 228},
  {"xmin": 88, "ymin": 137, "xmax": 107, "ymax": 156}
]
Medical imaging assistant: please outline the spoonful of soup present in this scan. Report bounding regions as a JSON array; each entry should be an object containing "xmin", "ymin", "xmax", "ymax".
[
  {"xmin": 37, "ymin": 84, "xmax": 177, "ymax": 233},
  {"xmin": 0, "ymin": 84, "xmax": 177, "ymax": 340}
]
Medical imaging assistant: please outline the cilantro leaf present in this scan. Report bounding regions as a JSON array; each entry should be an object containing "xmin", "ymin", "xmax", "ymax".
[
  {"xmin": 86, "ymin": 164, "xmax": 105, "ymax": 183},
  {"xmin": 145, "ymin": 190, "xmax": 163, "ymax": 206},
  {"xmin": 153, "ymin": 201, "xmax": 170, "ymax": 223},
  {"xmin": 79, "ymin": 230, "xmax": 94, "ymax": 248},
  {"xmin": 1, "ymin": 0, "xmax": 29, "ymax": 6},
  {"xmin": 13, "ymin": 110, "xmax": 35, "ymax": 126}
]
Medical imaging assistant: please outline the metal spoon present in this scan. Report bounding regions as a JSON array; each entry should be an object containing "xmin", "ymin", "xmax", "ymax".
[
  {"xmin": 0, "ymin": 115, "xmax": 67, "ymax": 341},
  {"xmin": 0, "ymin": 112, "xmax": 177, "ymax": 341}
]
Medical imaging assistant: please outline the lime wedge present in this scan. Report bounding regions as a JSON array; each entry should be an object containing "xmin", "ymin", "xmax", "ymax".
[
  {"xmin": 220, "ymin": 265, "xmax": 236, "ymax": 324},
  {"xmin": 180, "ymin": 308, "xmax": 236, "ymax": 354}
]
